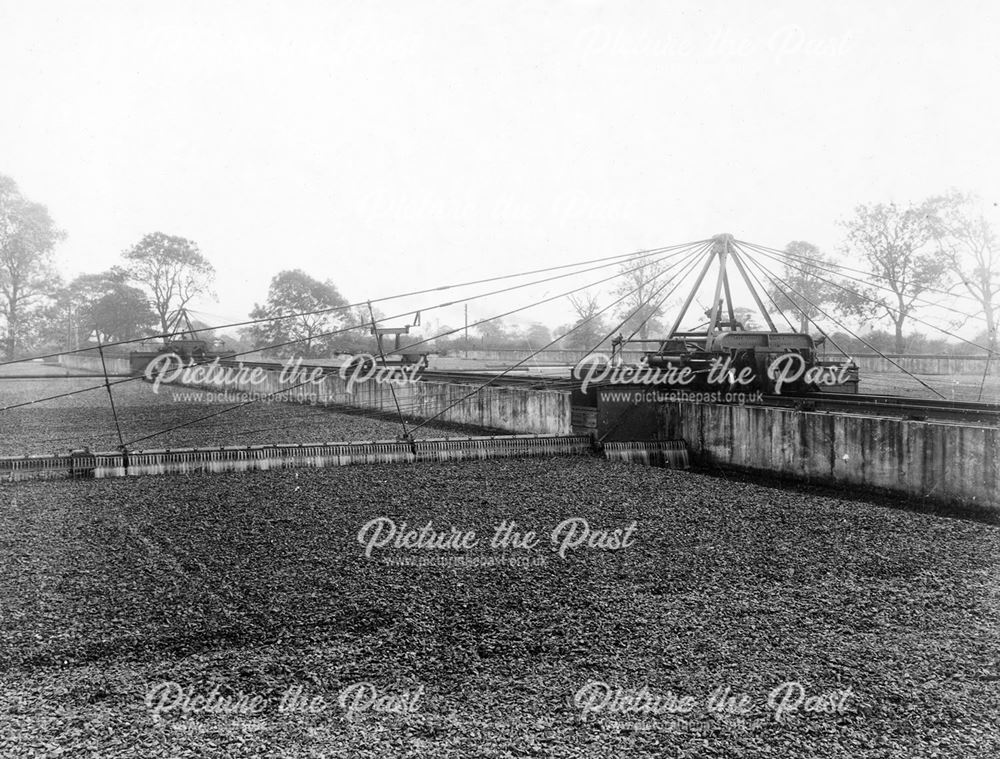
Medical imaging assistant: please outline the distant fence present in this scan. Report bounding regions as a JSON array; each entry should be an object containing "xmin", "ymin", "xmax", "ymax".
[{"xmin": 852, "ymin": 354, "xmax": 999, "ymax": 375}]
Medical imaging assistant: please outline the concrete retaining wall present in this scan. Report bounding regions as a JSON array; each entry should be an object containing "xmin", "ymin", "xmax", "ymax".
[
  {"xmin": 182, "ymin": 370, "xmax": 571, "ymax": 435},
  {"xmin": 446, "ymin": 349, "xmax": 646, "ymax": 365},
  {"xmin": 654, "ymin": 401, "xmax": 999, "ymax": 511},
  {"xmin": 59, "ymin": 353, "xmax": 131, "ymax": 375},
  {"xmin": 59, "ymin": 354, "xmax": 571, "ymax": 435}
]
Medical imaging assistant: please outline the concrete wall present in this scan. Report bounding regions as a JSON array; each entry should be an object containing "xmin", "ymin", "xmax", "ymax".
[
  {"xmin": 301, "ymin": 374, "xmax": 571, "ymax": 434},
  {"xmin": 445, "ymin": 349, "xmax": 646, "ymax": 365},
  {"xmin": 654, "ymin": 401, "xmax": 999, "ymax": 511},
  {"xmin": 60, "ymin": 354, "xmax": 571, "ymax": 435},
  {"xmin": 59, "ymin": 353, "xmax": 131, "ymax": 375}
]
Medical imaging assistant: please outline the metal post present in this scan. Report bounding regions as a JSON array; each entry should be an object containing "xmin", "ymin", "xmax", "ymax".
[
  {"xmin": 367, "ymin": 302, "xmax": 410, "ymax": 441},
  {"xmin": 978, "ymin": 346, "xmax": 993, "ymax": 402},
  {"xmin": 729, "ymin": 247, "xmax": 778, "ymax": 332},
  {"xmin": 705, "ymin": 236, "xmax": 730, "ymax": 340},
  {"xmin": 667, "ymin": 245, "xmax": 716, "ymax": 338},
  {"xmin": 722, "ymin": 269, "xmax": 737, "ymax": 327},
  {"xmin": 97, "ymin": 332, "xmax": 129, "ymax": 471}
]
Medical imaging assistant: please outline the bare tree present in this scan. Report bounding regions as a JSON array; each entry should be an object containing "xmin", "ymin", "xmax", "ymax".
[
  {"xmin": 522, "ymin": 322, "xmax": 552, "ymax": 347},
  {"xmin": 930, "ymin": 191, "xmax": 999, "ymax": 351},
  {"xmin": 123, "ymin": 232, "xmax": 215, "ymax": 338},
  {"xmin": 612, "ymin": 255, "xmax": 669, "ymax": 340},
  {"xmin": 476, "ymin": 316, "xmax": 508, "ymax": 345},
  {"xmin": 839, "ymin": 200, "xmax": 949, "ymax": 353},
  {"xmin": 44, "ymin": 269, "xmax": 156, "ymax": 348},
  {"xmin": 765, "ymin": 241, "xmax": 850, "ymax": 333},
  {"xmin": 249, "ymin": 269, "xmax": 349, "ymax": 358},
  {"xmin": 565, "ymin": 291, "xmax": 606, "ymax": 350},
  {"xmin": 0, "ymin": 174, "xmax": 64, "ymax": 358}
]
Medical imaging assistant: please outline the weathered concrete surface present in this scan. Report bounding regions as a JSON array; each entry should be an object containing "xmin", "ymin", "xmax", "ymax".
[
  {"xmin": 59, "ymin": 354, "xmax": 131, "ymax": 375},
  {"xmin": 652, "ymin": 401, "xmax": 999, "ymax": 512},
  {"xmin": 60, "ymin": 354, "xmax": 571, "ymax": 435},
  {"xmin": 450, "ymin": 349, "xmax": 647, "ymax": 365},
  {"xmin": 305, "ymin": 374, "xmax": 571, "ymax": 434}
]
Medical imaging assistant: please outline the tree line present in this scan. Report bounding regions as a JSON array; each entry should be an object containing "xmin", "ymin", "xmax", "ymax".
[
  {"xmin": 560, "ymin": 193, "xmax": 997, "ymax": 355},
  {"xmin": 1, "ymin": 171, "xmax": 996, "ymax": 360},
  {"xmin": 777, "ymin": 193, "xmax": 998, "ymax": 354},
  {"xmin": 1, "ymin": 173, "xmax": 217, "ymax": 359}
]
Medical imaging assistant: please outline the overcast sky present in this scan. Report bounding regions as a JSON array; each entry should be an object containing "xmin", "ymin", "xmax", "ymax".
[{"xmin": 1, "ymin": 0, "xmax": 997, "ymax": 336}]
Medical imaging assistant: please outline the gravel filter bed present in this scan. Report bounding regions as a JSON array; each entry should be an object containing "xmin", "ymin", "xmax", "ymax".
[
  {"xmin": 0, "ymin": 377, "xmax": 468, "ymax": 456},
  {"xmin": 0, "ymin": 458, "xmax": 997, "ymax": 758}
]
